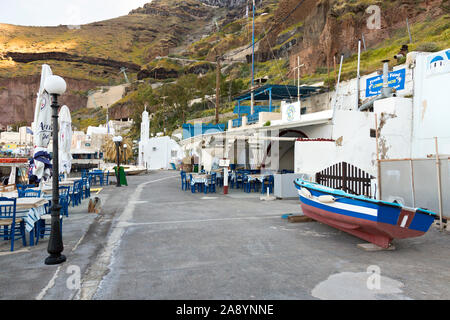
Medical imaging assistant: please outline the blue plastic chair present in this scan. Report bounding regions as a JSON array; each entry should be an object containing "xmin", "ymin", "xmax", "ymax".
[{"xmin": 0, "ymin": 197, "xmax": 26, "ymax": 251}]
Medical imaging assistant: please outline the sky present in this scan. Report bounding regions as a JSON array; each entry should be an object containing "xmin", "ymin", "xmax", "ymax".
[{"xmin": 0, "ymin": 0, "xmax": 151, "ymax": 26}]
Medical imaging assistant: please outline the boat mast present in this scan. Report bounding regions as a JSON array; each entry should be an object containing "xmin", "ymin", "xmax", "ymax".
[{"xmin": 250, "ymin": 0, "xmax": 255, "ymax": 115}]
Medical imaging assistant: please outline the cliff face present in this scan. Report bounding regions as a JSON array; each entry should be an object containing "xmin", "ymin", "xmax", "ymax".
[
  {"xmin": 0, "ymin": 76, "xmax": 96, "ymax": 126},
  {"xmin": 269, "ymin": 0, "xmax": 447, "ymax": 75}
]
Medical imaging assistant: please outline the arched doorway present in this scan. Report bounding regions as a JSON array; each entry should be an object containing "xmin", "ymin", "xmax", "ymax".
[{"xmin": 261, "ymin": 129, "xmax": 308, "ymax": 171}]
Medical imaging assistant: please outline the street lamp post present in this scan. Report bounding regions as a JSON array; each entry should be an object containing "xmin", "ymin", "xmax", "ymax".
[
  {"xmin": 44, "ymin": 75, "xmax": 67, "ymax": 265},
  {"xmin": 113, "ymin": 136, "xmax": 122, "ymax": 187}
]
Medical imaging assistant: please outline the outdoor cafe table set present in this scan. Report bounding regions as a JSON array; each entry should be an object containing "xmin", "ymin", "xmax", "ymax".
[{"xmin": 0, "ymin": 180, "xmax": 74, "ymax": 247}]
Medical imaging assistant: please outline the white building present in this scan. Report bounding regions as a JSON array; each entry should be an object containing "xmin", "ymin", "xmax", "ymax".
[
  {"xmin": 0, "ymin": 127, "xmax": 33, "ymax": 145},
  {"xmin": 180, "ymin": 49, "xmax": 450, "ymax": 218},
  {"xmin": 139, "ymin": 108, "xmax": 183, "ymax": 170}
]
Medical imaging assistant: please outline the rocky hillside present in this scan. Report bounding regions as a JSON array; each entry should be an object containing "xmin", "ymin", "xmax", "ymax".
[
  {"xmin": 0, "ymin": 0, "xmax": 228, "ymax": 126},
  {"xmin": 0, "ymin": 0, "xmax": 449, "ymax": 129}
]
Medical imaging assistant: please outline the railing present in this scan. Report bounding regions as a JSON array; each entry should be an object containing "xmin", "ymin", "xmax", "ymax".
[
  {"xmin": 233, "ymin": 105, "xmax": 280, "ymax": 114},
  {"xmin": 315, "ymin": 162, "xmax": 374, "ymax": 198},
  {"xmin": 247, "ymin": 113, "xmax": 259, "ymax": 124},
  {"xmin": 232, "ymin": 118, "xmax": 242, "ymax": 128}
]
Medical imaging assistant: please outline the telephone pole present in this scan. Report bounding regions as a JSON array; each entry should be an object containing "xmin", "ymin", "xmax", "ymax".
[{"xmin": 215, "ymin": 54, "xmax": 221, "ymax": 125}]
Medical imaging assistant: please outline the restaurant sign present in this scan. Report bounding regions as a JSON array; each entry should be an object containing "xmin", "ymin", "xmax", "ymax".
[{"xmin": 366, "ymin": 68, "xmax": 406, "ymax": 97}]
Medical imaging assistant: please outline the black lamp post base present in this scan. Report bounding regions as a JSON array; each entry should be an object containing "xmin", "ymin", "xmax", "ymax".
[{"xmin": 45, "ymin": 253, "xmax": 67, "ymax": 265}]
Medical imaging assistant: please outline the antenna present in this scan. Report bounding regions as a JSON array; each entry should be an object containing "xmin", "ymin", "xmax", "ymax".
[{"xmin": 119, "ymin": 67, "xmax": 130, "ymax": 84}]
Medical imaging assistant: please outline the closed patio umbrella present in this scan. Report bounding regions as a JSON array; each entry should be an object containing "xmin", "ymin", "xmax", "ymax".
[
  {"xmin": 58, "ymin": 105, "xmax": 72, "ymax": 175},
  {"xmin": 30, "ymin": 64, "xmax": 53, "ymax": 182}
]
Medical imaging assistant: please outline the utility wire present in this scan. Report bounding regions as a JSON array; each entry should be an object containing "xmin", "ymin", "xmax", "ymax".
[{"xmin": 263, "ymin": 27, "xmax": 293, "ymax": 101}]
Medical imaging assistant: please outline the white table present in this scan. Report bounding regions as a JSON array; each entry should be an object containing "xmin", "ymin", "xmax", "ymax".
[{"xmin": 190, "ymin": 174, "xmax": 211, "ymax": 186}]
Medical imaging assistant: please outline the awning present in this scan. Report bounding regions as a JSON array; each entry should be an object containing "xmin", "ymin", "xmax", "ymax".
[{"xmin": 233, "ymin": 84, "xmax": 326, "ymax": 102}]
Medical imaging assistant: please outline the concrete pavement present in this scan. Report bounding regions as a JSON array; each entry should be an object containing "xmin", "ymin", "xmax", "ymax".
[{"xmin": 1, "ymin": 171, "xmax": 449, "ymax": 300}]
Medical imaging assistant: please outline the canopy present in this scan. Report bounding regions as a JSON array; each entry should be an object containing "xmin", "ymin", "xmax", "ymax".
[
  {"xmin": 233, "ymin": 84, "xmax": 325, "ymax": 102},
  {"xmin": 58, "ymin": 105, "xmax": 72, "ymax": 175}
]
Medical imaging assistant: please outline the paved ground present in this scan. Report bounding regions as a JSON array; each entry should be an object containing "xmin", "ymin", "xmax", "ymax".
[{"xmin": 1, "ymin": 170, "xmax": 449, "ymax": 300}]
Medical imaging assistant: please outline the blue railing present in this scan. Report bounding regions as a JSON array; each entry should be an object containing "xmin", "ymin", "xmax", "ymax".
[
  {"xmin": 247, "ymin": 113, "xmax": 259, "ymax": 124},
  {"xmin": 232, "ymin": 118, "xmax": 242, "ymax": 128},
  {"xmin": 233, "ymin": 105, "xmax": 280, "ymax": 115}
]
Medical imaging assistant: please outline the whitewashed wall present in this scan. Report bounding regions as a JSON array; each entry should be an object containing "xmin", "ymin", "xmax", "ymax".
[
  {"xmin": 295, "ymin": 103, "xmax": 413, "ymax": 179},
  {"xmin": 142, "ymin": 136, "xmax": 183, "ymax": 170},
  {"xmin": 374, "ymin": 97, "xmax": 413, "ymax": 160},
  {"xmin": 412, "ymin": 48, "xmax": 450, "ymax": 158}
]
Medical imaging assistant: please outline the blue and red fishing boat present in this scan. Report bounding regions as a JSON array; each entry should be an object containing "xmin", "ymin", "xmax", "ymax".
[{"xmin": 294, "ymin": 179, "xmax": 436, "ymax": 248}]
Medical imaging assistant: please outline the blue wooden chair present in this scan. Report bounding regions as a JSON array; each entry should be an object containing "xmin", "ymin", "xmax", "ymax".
[
  {"xmin": 103, "ymin": 170, "xmax": 109, "ymax": 186},
  {"xmin": 18, "ymin": 189, "xmax": 41, "ymax": 198},
  {"xmin": 0, "ymin": 197, "xmax": 26, "ymax": 251},
  {"xmin": 205, "ymin": 173, "xmax": 216, "ymax": 194},
  {"xmin": 216, "ymin": 174, "xmax": 223, "ymax": 188},
  {"xmin": 81, "ymin": 177, "xmax": 90, "ymax": 200},
  {"xmin": 235, "ymin": 172, "xmax": 244, "ymax": 189},
  {"xmin": 37, "ymin": 191, "xmax": 66, "ymax": 243},
  {"xmin": 70, "ymin": 180, "xmax": 83, "ymax": 207},
  {"xmin": 59, "ymin": 186, "xmax": 70, "ymax": 217},
  {"xmin": 242, "ymin": 173, "xmax": 250, "ymax": 193},
  {"xmin": 16, "ymin": 184, "xmax": 34, "ymax": 192},
  {"xmin": 261, "ymin": 175, "xmax": 274, "ymax": 194},
  {"xmin": 245, "ymin": 175, "xmax": 259, "ymax": 193},
  {"xmin": 180, "ymin": 171, "xmax": 188, "ymax": 191},
  {"xmin": 189, "ymin": 174, "xmax": 196, "ymax": 193},
  {"xmin": 38, "ymin": 185, "xmax": 68, "ymax": 243}
]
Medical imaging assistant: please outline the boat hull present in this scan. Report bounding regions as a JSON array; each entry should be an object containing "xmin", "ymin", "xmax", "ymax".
[{"xmin": 295, "ymin": 180, "xmax": 435, "ymax": 248}]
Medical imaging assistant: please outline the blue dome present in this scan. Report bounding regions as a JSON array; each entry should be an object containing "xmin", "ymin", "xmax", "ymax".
[
  {"xmin": 430, "ymin": 55, "xmax": 444, "ymax": 64},
  {"xmin": 446, "ymin": 50, "xmax": 450, "ymax": 59}
]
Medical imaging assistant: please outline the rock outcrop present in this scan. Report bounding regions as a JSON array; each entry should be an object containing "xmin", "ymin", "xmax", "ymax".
[
  {"xmin": 5, "ymin": 52, "xmax": 141, "ymax": 72},
  {"xmin": 0, "ymin": 76, "xmax": 97, "ymax": 126}
]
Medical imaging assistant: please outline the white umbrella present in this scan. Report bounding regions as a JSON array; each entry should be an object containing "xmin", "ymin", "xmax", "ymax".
[
  {"xmin": 58, "ymin": 105, "xmax": 72, "ymax": 175},
  {"xmin": 31, "ymin": 64, "xmax": 53, "ymax": 182}
]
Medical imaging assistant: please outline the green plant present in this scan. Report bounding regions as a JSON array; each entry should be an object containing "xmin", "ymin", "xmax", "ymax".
[{"xmin": 415, "ymin": 42, "xmax": 441, "ymax": 52}]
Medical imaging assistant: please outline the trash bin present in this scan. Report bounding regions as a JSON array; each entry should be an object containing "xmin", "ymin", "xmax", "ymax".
[{"xmin": 113, "ymin": 166, "xmax": 128, "ymax": 186}]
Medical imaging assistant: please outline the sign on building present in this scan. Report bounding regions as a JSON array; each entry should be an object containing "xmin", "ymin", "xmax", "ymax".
[
  {"xmin": 281, "ymin": 101, "xmax": 301, "ymax": 122},
  {"xmin": 365, "ymin": 68, "xmax": 406, "ymax": 97}
]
